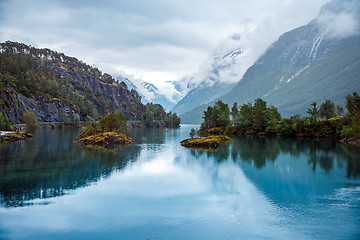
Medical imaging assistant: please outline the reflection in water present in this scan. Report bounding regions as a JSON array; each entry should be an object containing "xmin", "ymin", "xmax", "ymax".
[
  {"xmin": 0, "ymin": 126, "xmax": 359, "ymax": 239},
  {"xmin": 191, "ymin": 136, "xmax": 360, "ymax": 178},
  {"xmin": 0, "ymin": 129, "xmax": 141, "ymax": 207}
]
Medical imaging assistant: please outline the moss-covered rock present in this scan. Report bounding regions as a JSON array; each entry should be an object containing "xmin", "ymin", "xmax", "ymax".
[
  {"xmin": 0, "ymin": 132, "xmax": 32, "ymax": 143},
  {"xmin": 74, "ymin": 130, "xmax": 134, "ymax": 148},
  {"xmin": 180, "ymin": 135, "xmax": 231, "ymax": 149}
]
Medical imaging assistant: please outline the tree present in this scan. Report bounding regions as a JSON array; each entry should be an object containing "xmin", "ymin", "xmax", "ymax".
[
  {"xmin": 319, "ymin": 99, "xmax": 335, "ymax": 119},
  {"xmin": 265, "ymin": 106, "xmax": 281, "ymax": 134},
  {"xmin": 231, "ymin": 102, "xmax": 238, "ymax": 120},
  {"xmin": 307, "ymin": 102, "xmax": 318, "ymax": 122},
  {"xmin": 346, "ymin": 92, "xmax": 360, "ymax": 116},
  {"xmin": 336, "ymin": 105, "xmax": 344, "ymax": 117},
  {"xmin": 98, "ymin": 111, "xmax": 127, "ymax": 132},
  {"xmin": 0, "ymin": 112, "xmax": 13, "ymax": 131},
  {"xmin": 190, "ymin": 128, "xmax": 196, "ymax": 138},
  {"xmin": 24, "ymin": 110, "xmax": 39, "ymax": 131},
  {"xmin": 165, "ymin": 112, "xmax": 181, "ymax": 128},
  {"xmin": 252, "ymin": 98, "xmax": 268, "ymax": 132},
  {"xmin": 234, "ymin": 102, "xmax": 253, "ymax": 127},
  {"xmin": 276, "ymin": 118, "xmax": 293, "ymax": 136},
  {"xmin": 201, "ymin": 100, "xmax": 230, "ymax": 129},
  {"xmin": 345, "ymin": 92, "xmax": 360, "ymax": 137}
]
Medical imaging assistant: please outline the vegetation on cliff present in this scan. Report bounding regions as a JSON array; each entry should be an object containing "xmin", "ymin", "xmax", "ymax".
[
  {"xmin": 0, "ymin": 41, "xmax": 144, "ymax": 123},
  {"xmin": 180, "ymin": 135, "xmax": 231, "ymax": 149}
]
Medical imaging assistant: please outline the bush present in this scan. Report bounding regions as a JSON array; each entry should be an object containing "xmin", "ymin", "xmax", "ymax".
[
  {"xmin": 24, "ymin": 110, "xmax": 39, "ymax": 131},
  {"xmin": 276, "ymin": 118, "xmax": 293, "ymax": 136},
  {"xmin": 0, "ymin": 112, "xmax": 13, "ymax": 131},
  {"xmin": 340, "ymin": 125, "xmax": 355, "ymax": 138}
]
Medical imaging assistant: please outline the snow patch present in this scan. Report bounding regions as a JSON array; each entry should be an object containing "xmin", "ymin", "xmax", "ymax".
[{"xmin": 286, "ymin": 66, "xmax": 309, "ymax": 83}]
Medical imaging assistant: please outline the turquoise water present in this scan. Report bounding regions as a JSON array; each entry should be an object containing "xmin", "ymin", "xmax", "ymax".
[{"xmin": 0, "ymin": 125, "xmax": 359, "ymax": 239}]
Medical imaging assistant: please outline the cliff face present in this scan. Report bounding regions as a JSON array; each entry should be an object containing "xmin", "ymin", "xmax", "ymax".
[{"xmin": 0, "ymin": 41, "xmax": 145, "ymax": 123}]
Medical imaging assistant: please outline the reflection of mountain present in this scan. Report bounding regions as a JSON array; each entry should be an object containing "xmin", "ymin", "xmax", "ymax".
[{"xmin": 0, "ymin": 129, "xmax": 141, "ymax": 207}]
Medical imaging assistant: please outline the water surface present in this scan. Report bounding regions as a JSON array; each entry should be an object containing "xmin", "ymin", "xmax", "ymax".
[{"xmin": 0, "ymin": 126, "xmax": 359, "ymax": 239}]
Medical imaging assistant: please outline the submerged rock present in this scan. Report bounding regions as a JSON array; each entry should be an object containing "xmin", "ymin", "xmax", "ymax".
[{"xmin": 180, "ymin": 135, "xmax": 231, "ymax": 149}]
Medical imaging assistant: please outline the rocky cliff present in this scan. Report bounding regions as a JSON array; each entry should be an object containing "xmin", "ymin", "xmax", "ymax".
[{"xmin": 0, "ymin": 41, "xmax": 145, "ymax": 123}]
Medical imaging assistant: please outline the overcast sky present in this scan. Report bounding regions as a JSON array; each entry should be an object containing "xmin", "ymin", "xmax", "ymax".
[{"xmin": 0, "ymin": 0, "xmax": 329, "ymax": 87}]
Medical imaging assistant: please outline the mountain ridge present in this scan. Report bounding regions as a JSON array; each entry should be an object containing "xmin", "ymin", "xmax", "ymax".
[
  {"xmin": 0, "ymin": 41, "xmax": 145, "ymax": 123},
  {"xmin": 180, "ymin": 0, "xmax": 360, "ymax": 123}
]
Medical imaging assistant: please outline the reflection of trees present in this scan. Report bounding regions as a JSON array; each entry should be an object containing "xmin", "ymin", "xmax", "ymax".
[
  {"xmin": 0, "ymin": 129, "xmax": 140, "ymax": 207},
  {"xmin": 189, "ymin": 135, "xmax": 360, "ymax": 178}
]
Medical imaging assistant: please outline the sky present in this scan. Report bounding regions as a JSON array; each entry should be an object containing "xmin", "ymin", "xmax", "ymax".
[{"xmin": 0, "ymin": 0, "xmax": 330, "ymax": 89}]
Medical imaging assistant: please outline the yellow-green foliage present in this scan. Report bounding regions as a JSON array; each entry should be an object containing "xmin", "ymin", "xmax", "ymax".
[
  {"xmin": 0, "ymin": 132, "xmax": 32, "ymax": 143},
  {"xmin": 180, "ymin": 135, "xmax": 231, "ymax": 149},
  {"xmin": 197, "ymin": 127, "xmax": 226, "ymax": 136},
  {"xmin": 75, "ymin": 131, "xmax": 134, "ymax": 147}
]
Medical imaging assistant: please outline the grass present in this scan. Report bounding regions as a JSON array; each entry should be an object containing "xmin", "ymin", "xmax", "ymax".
[
  {"xmin": 74, "ymin": 130, "xmax": 134, "ymax": 148},
  {"xmin": 180, "ymin": 135, "xmax": 231, "ymax": 149},
  {"xmin": 0, "ymin": 132, "xmax": 32, "ymax": 143}
]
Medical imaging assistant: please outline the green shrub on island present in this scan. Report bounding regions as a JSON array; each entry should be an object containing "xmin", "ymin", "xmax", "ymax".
[
  {"xmin": 74, "ymin": 130, "xmax": 133, "ymax": 147},
  {"xmin": 75, "ymin": 111, "xmax": 133, "ymax": 148},
  {"xmin": 0, "ymin": 132, "xmax": 32, "ymax": 143},
  {"xmin": 180, "ymin": 135, "xmax": 231, "ymax": 149}
]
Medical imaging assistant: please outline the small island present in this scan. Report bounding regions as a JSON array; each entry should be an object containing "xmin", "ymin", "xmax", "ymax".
[
  {"xmin": 180, "ymin": 135, "xmax": 231, "ymax": 149},
  {"xmin": 74, "ymin": 111, "xmax": 134, "ymax": 149},
  {"xmin": 74, "ymin": 129, "xmax": 133, "ymax": 147},
  {"xmin": 0, "ymin": 132, "xmax": 32, "ymax": 143}
]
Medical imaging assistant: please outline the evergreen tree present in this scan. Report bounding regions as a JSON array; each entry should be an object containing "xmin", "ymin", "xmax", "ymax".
[
  {"xmin": 231, "ymin": 102, "xmax": 238, "ymax": 120},
  {"xmin": 319, "ymin": 99, "xmax": 335, "ymax": 119},
  {"xmin": 307, "ymin": 102, "xmax": 318, "ymax": 122}
]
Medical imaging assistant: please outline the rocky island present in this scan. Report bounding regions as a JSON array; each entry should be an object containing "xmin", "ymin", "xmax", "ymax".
[
  {"xmin": 74, "ymin": 129, "xmax": 134, "ymax": 148},
  {"xmin": 0, "ymin": 132, "xmax": 32, "ymax": 143},
  {"xmin": 180, "ymin": 135, "xmax": 231, "ymax": 149}
]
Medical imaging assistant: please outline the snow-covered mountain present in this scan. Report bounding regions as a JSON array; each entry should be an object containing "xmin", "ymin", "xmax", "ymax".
[
  {"xmin": 171, "ymin": 33, "xmax": 258, "ymax": 115},
  {"xmin": 180, "ymin": 0, "xmax": 360, "ymax": 123},
  {"xmin": 114, "ymin": 76, "xmax": 181, "ymax": 111}
]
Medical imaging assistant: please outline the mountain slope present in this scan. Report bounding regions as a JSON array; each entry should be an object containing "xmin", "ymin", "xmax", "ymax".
[
  {"xmin": 0, "ymin": 41, "xmax": 145, "ymax": 123},
  {"xmin": 171, "ymin": 34, "xmax": 254, "ymax": 115},
  {"xmin": 115, "ymin": 76, "xmax": 180, "ymax": 111},
  {"xmin": 181, "ymin": 0, "xmax": 360, "ymax": 123}
]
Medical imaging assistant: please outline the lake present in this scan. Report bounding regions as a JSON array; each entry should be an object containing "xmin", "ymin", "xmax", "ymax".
[{"xmin": 0, "ymin": 125, "xmax": 359, "ymax": 240}]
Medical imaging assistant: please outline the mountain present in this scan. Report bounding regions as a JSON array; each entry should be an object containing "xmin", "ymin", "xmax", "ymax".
[
  {"xmin": 180, "ymin": 0, "xmax": 360, "ymax": 123},
  {"xmin": 114, "ymin": 76, "xmax": 180, "ymax": 111},
  {"xmin": 171, "ymin": 34, "xmax": 254, "ymax": 116},
  {"xmin": 0, "ymin": 41, "xmax": 145, "ymax": 123}
]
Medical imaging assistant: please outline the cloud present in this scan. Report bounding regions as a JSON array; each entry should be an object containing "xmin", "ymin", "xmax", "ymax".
[
  {"xmin": 316, "ymin": 0, "xmax": 360, "ymax": 39},
  {"xmin": 0, "ymin": 0, "xmax": 330, "ymax": 89}
]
